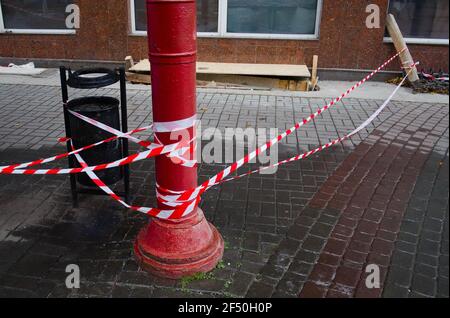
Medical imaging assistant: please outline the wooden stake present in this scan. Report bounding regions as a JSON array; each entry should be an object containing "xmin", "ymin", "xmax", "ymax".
[
  {"xmin": 386, "ymin": 14, "xmax": 419, "ymax": 83},
  {"xmin": 125, "ymin": 56, "xmax": 135, "ymax": 72},
  {"xmin": 310, "ymin": 55, "xmax": 319, "ymax": 91},
  {"xmin": 311, "ymin": 55, "xmax": 318, "ymax": 82}
]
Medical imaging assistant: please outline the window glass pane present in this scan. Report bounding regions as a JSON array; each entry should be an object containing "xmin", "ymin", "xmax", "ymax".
[
  {"xmin": 1, "ymin": 0, "xmax": 72, "ymax": 29},
  {"xmin": 388, "ymin": 0, "xmax": 449, "ymax": 39},
  {"xmin": 133, "ymin": 0, "xmax": 219, "ymax": 33},
  {"xmin": 197, "ymin": 0, "xmax": 218, "ymax": 32},
  {"xmin": 227, "ymin": 0, "xmax": 318, "ymax": 35},
  {"xmin": 134, "ymin": 0, "xmax": 147, "ymax": 31}
]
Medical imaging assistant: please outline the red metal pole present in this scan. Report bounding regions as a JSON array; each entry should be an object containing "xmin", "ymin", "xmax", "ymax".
[{"xmin": 134, "ymin": 0, "xmax": 224, "ymax": 279}]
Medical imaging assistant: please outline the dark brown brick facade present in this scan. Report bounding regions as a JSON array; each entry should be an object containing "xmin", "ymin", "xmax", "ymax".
[{"xmin": 0, "ymin": 0, "xmax": 448, "ymax": 72}]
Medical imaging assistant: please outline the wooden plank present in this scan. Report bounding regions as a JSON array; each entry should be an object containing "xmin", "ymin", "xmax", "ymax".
[
  {"xmin": 126, "ymin": 72, "xmax": 151, "ymax": 85},
  {"xmin": 197, "ymin": 75, "xmax": 305, "ymax": 91},
  {"xmin": 311, "ymin": 77, "xmax": 319, "ymax": 91},
  {"xmin": 126, "ymin": 72, "xmax": 254, "ymax": 89},
  {"xmin": 310, "ymin": 55, "xmax": 319, "ymax": 91},
  {"xmin": 125, "ymin": 56, "xmax": 135, "ymax": 72},
  {"xmin": 197, "ymin": 74, "xmax": 281, "ymax": 89},
  {"xmin": 386, "ymin": 14, "xmax": 419, "ymax": 83},
  {"xmin": 130, "ymin": 59, "xmax": 311, "ymax": 78},
  {"xmin": 197, "ymin": 62, "xmax": 311, "ymax": 77},
  {"xmin": 296, "ymin": 80, "xmax": 309, "ymax": 92},
  {"xmin": 129, "ymin": 59, "xmax": 150, "ymax": 73},
  {"xmin": 311, "ymin": 55, "xmax": 318, "ymax": 83}
]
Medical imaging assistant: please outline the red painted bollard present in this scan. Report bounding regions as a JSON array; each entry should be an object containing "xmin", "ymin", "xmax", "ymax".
[{"xmin": 134, "ymin": 0, "xmax": 224, "ymax": 279}]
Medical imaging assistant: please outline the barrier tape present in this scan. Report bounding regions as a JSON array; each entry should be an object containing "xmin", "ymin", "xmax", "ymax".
[
  {"xmin": 0, "ymin": 114, "xmax": 197, "ymax": 174},
  {"xmin": 0, "ymin": 125, "xmax": 153, "ymax": 173},
  {"xmin": 67, "ymin": 65, "xmax": 414, "ymax": 219},
  {"xmin": 71, "ymin": 141, "xmax": 199, "ymax": 218},
  {"xmin": 0, "ymin": 49, "xmax": 409, "ymax": 219},
  {"xmin": 68, "ymin": 110, "xmax": 198, "ymax": 168},
  {"xmin": 0, "ymin": 49, "xmax": 405, "ymax": 176},
  {"xmin": 157, "ymin": 50, "xmax": 409, "ymax": 204}
]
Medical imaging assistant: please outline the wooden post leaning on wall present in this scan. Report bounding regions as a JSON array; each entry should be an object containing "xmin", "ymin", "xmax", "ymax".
[{"xmin": 386, "ymin": 14, "xmax": 419, "ymax": 83}]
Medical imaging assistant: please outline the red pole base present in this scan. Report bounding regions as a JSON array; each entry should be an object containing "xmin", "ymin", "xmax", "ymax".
[{"xmin": 134, "ymin": 208, "xmax": 224, "ymax": 279}]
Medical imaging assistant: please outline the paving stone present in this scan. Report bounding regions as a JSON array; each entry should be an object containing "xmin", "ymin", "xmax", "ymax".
[
  {"xmin": 0, "ymin": 85, "xmax": 448, "ymax": 298},
  {"xmin": 228, "ymin": 271, "xmax": 254, "ymax": 297},
  {"xmin": 383, "ymin": 284, "xmax": 410, "ymax": 298},
  {"xmin": 276, "ymin": 272, "xmax": 307, "ymax": 295},
  {"xmin": 411, "ymin": 274, "xmax": 437, "ymax": 297},
  {"xmin": 299, "ymin": 281, "xmax": 328, "ymax": 298},
  {"xmin": 301, "ymin": 236, "xmax": 326, "ymax": 253},
  {"xmin": 385, "ymin": 265, "xmax": 413, "ymax": 287},
  {"xmin": 310, "ymin": 223, "xmax": 334, "ymax": 238},
  {"xmin": 437, "ymin": 277, "xmax": 449, "ymax": 298},
  {"xmin": 391, "ymin": 250, "xmax": 415, "ymax": 269},
  {"xmin": 418, "ymin": 239, "xmax": 441, "ymax": 256},
  {"xmin": 245, "ymin": 281, "xmax": 275, "ymax": 298}
]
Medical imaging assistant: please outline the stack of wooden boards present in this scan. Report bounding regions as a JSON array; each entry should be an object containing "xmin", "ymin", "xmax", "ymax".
[{"xmin": 125, "ymin": 56, "xmax": 319, "ymax": 92}]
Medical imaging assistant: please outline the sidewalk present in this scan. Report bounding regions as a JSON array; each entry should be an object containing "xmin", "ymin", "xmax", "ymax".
[
  {"xmin": 1, "ymin": 68, "xmax": 449, "ymax": 104},
  {"xmin": 0, "ymin": 75, "xmax": 448, "ymax": 298}
]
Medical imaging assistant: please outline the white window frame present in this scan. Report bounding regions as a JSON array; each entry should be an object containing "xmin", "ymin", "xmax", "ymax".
[
  {"xmin": 0, "ymin": 0, "xmax": 75, "ymax": 35},
  {"xmin": 384, "ymin": 0, "xmax": 449, "ymax": 46},
  {"xmin": 130, "ymin": 0, "xmax": 322, "ymax": 40}
]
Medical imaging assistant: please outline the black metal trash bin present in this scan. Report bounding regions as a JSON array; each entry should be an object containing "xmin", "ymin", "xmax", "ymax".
[{"xmin": 67, "ymin": 96, "xmax": 123, "ymax": 187}]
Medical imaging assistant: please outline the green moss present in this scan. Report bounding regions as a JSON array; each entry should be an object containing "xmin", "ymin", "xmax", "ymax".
[
  {"xmin": 224, "ymin": 279, "xmax": 233, "ymax": 289},
  {"xmin": 216, "ymin": 260, "xmax": 226, "ymax": 270},
  {"xmin": 222, "ymin": 291, "xmax": 235, "ymax": 298},
  {"xmin": 180, "ymin": 272, "xmax": 215, "ymax": 290},
  {"xmin": 179, "ymin": 260, "xmax": 229, "ymax": 291}
]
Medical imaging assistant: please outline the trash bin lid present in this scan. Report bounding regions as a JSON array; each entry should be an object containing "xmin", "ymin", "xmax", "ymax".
[
  {"xmin": 67, "ymin": 96, "xmax": 119, "ymax": 113},
  {"xmin": 67, "ymin": 68, "xmax": 119, "ymax": 89}
]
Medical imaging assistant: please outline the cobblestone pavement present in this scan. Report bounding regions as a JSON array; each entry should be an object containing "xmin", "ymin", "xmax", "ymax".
[{"xmin": 0, "ymin": 83, "xmax": 448, "ymax": 298}]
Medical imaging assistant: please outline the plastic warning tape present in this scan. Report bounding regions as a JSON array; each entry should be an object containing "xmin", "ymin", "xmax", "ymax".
[
  {"xmin": 67, "ymin": 65, "xmax": 413, "ymax": 219},
  {"xmin": 0, "ymin": 125, "xmax": 153, "ymax": 173},
  {"xmin": 71, "ymin": 141, "xmax": 199, "ymax": 219},
  {"xmin": 0, "ymin": 50, "xmax": 408, "ymax": 219},
  {"xmin": 68, "ymin": 110, "xmax": 198, "ymax": 168},
  {"xmin": 157, "ymin": 50, "xmax": 408, "ymax": 204},
  {"xmin": 0, "ymin": 49, "xmax": 405, "ymax": 177}
]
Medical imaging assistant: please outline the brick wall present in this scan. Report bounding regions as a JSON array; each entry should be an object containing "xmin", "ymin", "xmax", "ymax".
[{"xmin": 0, "ymin": 0, "xmax": 448, "ymax": 72}]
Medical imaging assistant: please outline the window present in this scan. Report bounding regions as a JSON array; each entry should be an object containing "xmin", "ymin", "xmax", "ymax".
[
  {"xmin": 131, "ymin": 0, "xmax": 322, "ymax": 40},
  {"xmin": 386, "ymin": 0, "xmax": 449, "ymax": 44},
  {"xmin": 0, "ymin": 0, "xmax": 75, "ymax": 34},
  {"xmin": 227, "ymin": 0, "xmax": 318, "ymax": 35},
  {"xmin": 197, "ymin": 0, "xmax": 219, "ymax": 33},
  {"xmin": 132, "ymin": 0, "xmax": 219, "ymax": 34}
]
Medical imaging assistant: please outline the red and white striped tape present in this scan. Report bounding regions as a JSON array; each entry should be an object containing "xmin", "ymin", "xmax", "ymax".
[
  {"xmin": 68, "ymin": 63, "xmax": 414, "ymax": 219},
  {"xmin": 0, "ymin": 49, "xmax": 408, "ymax": 219},
  {"xmin": 71, "ymin": 141, "xmax": 199, "ymax": 219},
  {"xmin": 193, "ymin": 66, "xmax": 416, "ymax": 189},
  {"xmin": 68, "ymin": 110, "xmax": 198, "ymax": 168},
  {"xmin": 0, "ymin": 125, "xmax": 153, "ymax": 173},
  {"xmin": 0, "ymin": 112, "xmax": 198, "ymax": 174},
  {"xmin": 157, "ymin": 49, "xmax": 408, "ymax": 204},
  {"xmin": 0, "ymin": 49, "xmax": 404, "ymax": 176}
]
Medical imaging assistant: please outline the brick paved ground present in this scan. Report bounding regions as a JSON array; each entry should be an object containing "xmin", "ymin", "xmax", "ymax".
[{"xmin": 0, "ymin": 83, "xmax": 448, "ymax": 298}]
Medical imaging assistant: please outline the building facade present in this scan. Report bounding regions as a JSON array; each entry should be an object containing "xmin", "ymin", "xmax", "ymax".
[{"xmin": 0, "ymin": 0, "xmax": 448, "ymax": 72}]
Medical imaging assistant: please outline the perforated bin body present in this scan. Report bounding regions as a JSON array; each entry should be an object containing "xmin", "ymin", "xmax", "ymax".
[{"xmin": 67, "ymin": 96, "xmax": 123, "ymax": 187}]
